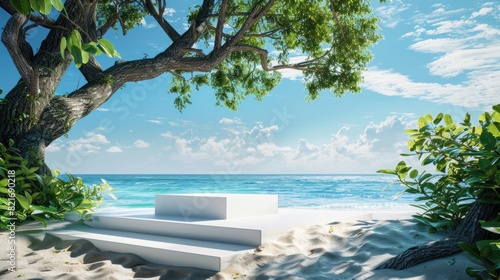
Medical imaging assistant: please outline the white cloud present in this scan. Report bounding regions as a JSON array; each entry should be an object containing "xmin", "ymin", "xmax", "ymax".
[
  {"xmin": 46, "ymin": 143, "xmax": 61, "ymax": 152},
  {"xmin": 295, "ymin": 139, "xmax": 319, "ymax": 160},
  {"xmin": 106, "ymin": 146, "xmax": 123, "ymax": 153},
  {"xmin": 140, "ymin": 18, "xmax": 156, "ymax": 29},
  {"xmin": 134, "ymin": 139, "xmax": 150, "ymax": 148},
  {"xmin": 67, "ymin": 132, "xmax": 109, "ymax": 153},
  {"xmin": 409, "ymin": 38, "xmax": 465, "ymax": 53},
  {"xmin": 425, "ymin": 19, "xmax": 474, "ymax": 36},
  {"xmin": 375, "ymin": 3, "xmax": 410, "ymax": 28},
  {"xmin": 426, "ymin": 46, "xmax": 500, "ymax": 77},
  {"xmin": 274, "ymin": 55, "xmax": 308, "ymax": 80},
  {"xmin": 161, "ymin": 132, "xmax": 174, "ymax": 139},
  {"xmin": 96, "ymin": 108, "xmax": 110, "ymax": 112},
  {"xmin": 363, "ymin": 68, "xmax": 500, "ymax": 108},
  {"xmin": 219, "ymin": 117, "xmax": 243, "ymax": 125},
  {"xmin": 153, "ymin": 117, "xmax": 417, "ymax": 173},
  {"xmin": 381, "ymin": 4, "xmax": 500, "ymax": 109},
  {"xmin": 163, "ymin": 8, "xmax": 176, "ymax": 16},
  {"xmin": 411, "ymin": 6, "xmax": 466, "ymax": 25},
  {"xmin": 471, "ymin": 7, "xmax": 493, "ymax": 18},
  {"xmin": 147, "ymin": 119, "xmax": 163, "ymax": 124}
]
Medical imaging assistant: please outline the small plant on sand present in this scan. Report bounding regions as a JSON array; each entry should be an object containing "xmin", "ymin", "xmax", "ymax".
[{"xmin": 0, "ymin": 140, "xmax": 115, "ymax": 229}]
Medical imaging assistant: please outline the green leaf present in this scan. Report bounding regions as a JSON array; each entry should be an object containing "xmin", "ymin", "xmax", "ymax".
[
  {"xmin": 31, "ymin": 214, "xmax": 49, "ymax": 227},
  {"xmin": 10, "ymin": 0, "xmax": 31, "ymax": 15},
  {"xmin": 418, "ymin": 117, "xmax": 428, "ymax": 130},
  {"xmin": 50, "ymin": 0, "xmax": 64, "ymax": 11},
  {"xmin": 68, "ymin": 193, "xmax": 84, "ymax": 206},
  {"xmin": 113, "ymin": 50, "xmax": 121, "ymax": 59},
  {"xmin": 395, "ymin": 161, "xmax": 407, "ymax": 172},
  {"xmin": 465, "ymin": 267, "xmax": 481, "ymax": 277},
  {"xmin": 60, "ymin": 37, "xmax": 67, "ymax": 59},
  {"xmin": 444, "ymin": 114, "xmax": 453, "ymax": 125},
  {"xmin": 409, "ymin": 169, "xmax": 418, "ymax": 179},
  {"xmin": 97, "ymin": 39, "xmax": 115, "ymax": 57},
  {"xmin": 67, "ymin": 30, "xmax": 82, "ymax": 49},
  {"xmin": 81, "ymin": 48, "xmax": 89, "ymax": 64},
  {"xmin": 30, "ymin": 0, "xmax": 51, "ymax": 14},
  {"xmin": 479, "ymin": 242, "xmax": 492, "ymax": 258},
  {"xmin": 478, "ymin": 158, "xmax": 491, "ymax": 172},
  {"xmin": 70, "ymin": 45, "xmax": 83, "ymax": 68},
  {"xmin": 82, "ymin": 43, "xmax": 101, "ymax": 55},
  {"xmin": 377, "ymin": 169, "xmax": 396, "ymax": 175},
  {"xmin": 423, "ymin": 114, "xmax": 433, "ymax": 123},
  {"xmin": 436, "ymin": 158, "xmax": 448, "ymax": 172},
  {"xmin": 459, "ymin": 242, "xmax": 482, "ymax": 260},
  {"xmin": 480, "ymin": 221, "xmax": 500, "ymax": 234},
  {"xmin": 488, "ymin": 122, "xmax": 500, "ymax": 137},
  {"xmin": 493, "ymin": 104, "xmax": 500, "ymax": 113},
  {"xmin": 480, "ymin": 131, "xmax": 496, "ymax": 148},
  {"xmin": 433, "ymin": 113, "xmax": 443, "ymax": 125},
  {"xmin": 16, "ymin": 194, "xmax": 30, "ymax": 210},
  {"xmin": 31, "ymin": 205, "xmax": 59, "ymax": 214}
]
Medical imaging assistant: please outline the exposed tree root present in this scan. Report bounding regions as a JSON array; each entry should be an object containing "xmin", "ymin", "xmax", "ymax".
[{"xmin": 375, "ymin": 200, "xmax": 500, "ymax": 270}]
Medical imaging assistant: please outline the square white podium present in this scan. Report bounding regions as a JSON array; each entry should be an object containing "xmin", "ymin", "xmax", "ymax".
[{"xmin": 155, "ymin": 193, "xmax": 278, "ymax": 220}]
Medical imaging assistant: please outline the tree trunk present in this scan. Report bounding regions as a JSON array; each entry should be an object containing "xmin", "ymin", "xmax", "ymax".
[{"xmin": 376, "ymin": 199, "xmax": 500, "ymax": 270}]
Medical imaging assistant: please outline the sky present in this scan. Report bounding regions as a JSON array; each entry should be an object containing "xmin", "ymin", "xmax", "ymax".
[{"xmin": 1, "ymin": 1, "xmax": 499, "ymax": 174}]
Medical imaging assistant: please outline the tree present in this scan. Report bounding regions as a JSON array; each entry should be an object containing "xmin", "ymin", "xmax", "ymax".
[
  {"xmin": 0, "ymin": 0, "xmax": 382, "ymax": 176},
  {"xmin": 376, "ymin": 107, "xmax": 500, "ymax": 272}
]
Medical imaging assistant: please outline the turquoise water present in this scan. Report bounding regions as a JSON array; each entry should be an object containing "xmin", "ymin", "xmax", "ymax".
[{"xmin": 76, "ymin": 174, "xmax": 417, "ymax": 211}]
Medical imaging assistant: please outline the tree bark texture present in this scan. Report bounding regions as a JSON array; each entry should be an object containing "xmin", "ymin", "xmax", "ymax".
[{"xmin": 376, "ymin": 198, "xmax": 500, "ymax": 270}]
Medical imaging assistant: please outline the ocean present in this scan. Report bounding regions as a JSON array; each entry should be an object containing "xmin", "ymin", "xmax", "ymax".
[{"xmin": 76, "ymin": 174, "xmax": 418, "ymax": 212}]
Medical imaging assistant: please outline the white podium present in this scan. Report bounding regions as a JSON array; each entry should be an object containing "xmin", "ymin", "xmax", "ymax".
[{"xmin": 155, "ymin": 193, "xmax": 278, "ymax": 220}]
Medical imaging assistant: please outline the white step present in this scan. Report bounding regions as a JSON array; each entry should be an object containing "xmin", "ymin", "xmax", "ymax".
[
  {"xmin": 67, "ymin": 208, "xmax": 373, "ymax": 247},
  {"xmin": 155, "ymin": 193, "xmax": 278, "ymax": 219},
  {"xmin": 71, "ymin": 212, "xmax": 264, "ymax": 246},
  {"xmin": 51, "ymin": 227, "xmax": 253, "ymax": 271}
]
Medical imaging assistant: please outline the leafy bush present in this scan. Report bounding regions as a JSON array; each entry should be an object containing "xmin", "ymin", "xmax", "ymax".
[
  {"xmin": 379, "ymin": 105, "xmax": 500, "ymax": 279},
  {"xmin": 0, "ymin": 140, "xmax": 114, "ymax": 229},
  {"xmin": 380, "ymin": 159, "xmax": 474, "ymax": 231},
  {"xmin": 378, "ymin": 107, "xmax": 500, "ymax": 231}
]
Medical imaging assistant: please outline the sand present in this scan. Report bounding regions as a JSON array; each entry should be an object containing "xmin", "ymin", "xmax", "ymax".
[{"xmin": 1, "ymin": 214, "xmax": 480, "ymax": 280}]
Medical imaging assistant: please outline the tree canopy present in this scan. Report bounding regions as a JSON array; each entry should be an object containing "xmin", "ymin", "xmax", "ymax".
[{"xmin": 0, "ymin": 0, "xmax": 384, "ymax": 174}]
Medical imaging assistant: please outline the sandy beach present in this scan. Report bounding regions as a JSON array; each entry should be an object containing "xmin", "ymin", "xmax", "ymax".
[{"xmin": 1, "ymin": 213, "xmax": 479, "ymax": 280}]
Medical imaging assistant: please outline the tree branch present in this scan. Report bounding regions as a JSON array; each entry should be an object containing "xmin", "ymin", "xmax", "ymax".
[
  {"xmin": 2, "ymin": 13, "xmax": 39, "ymax": 94},
  {"xmin": 98, "ymin": 12, "xmax": 119, "ymax": 37},
  {"xmin": 141, "ymin": 0, "xmax": 180, "ymax": 41},
  {"xmin": 232, "ymin": 44, "xmax": 322, "ymax": 72},
  {"xmin": 0, "ymin": 0, "xmax": 55, "ymax": 28},
  {"xmin": 225, "ymin": 0, "xmax": 275, "ymax": 48},
  {"xmin": 78, "ymin": 56, "xmax": 105, "ymax": 82},
  {"xmin": 214, "ymin": 0, "xmax": 229, "ymax": 50},
  {"xmin": 40, "ymin": 0, "xmax": 282, "ymax": 142},
  {"xmin": 330, "ymin": 0, "xmax": 347, "ymax": 43}
]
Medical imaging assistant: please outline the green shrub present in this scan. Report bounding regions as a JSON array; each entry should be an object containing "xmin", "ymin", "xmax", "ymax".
[
  {"xmin": 379, "ymin": 105, "xmax": 500, "ymax": 279},
  {"xmin": 377, "ymin": 108, "xmax": 500, "ymax": 231},
  {"xmin": 0, "ymin": 139, "xmax": 114, "ymax": 229}
]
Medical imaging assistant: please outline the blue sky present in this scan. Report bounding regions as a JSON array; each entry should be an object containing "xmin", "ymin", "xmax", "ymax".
[{"xmin": 1, "ymin": 1, "xmax": 499, "ymax": 174}]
